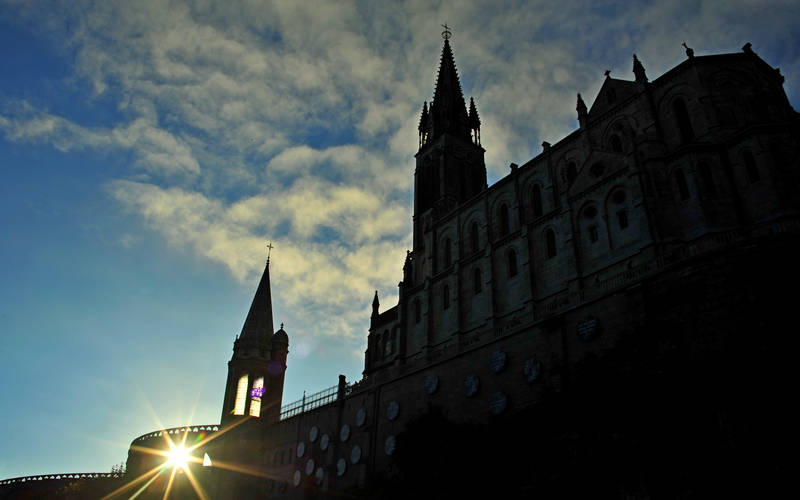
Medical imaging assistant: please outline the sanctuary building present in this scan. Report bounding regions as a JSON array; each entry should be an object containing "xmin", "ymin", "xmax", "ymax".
[{"xmin": 2, "ymin": 35, "xmax": 798, "ymax": 499}]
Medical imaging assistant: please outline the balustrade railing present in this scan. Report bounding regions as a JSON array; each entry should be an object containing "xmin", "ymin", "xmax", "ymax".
[
  {"xmin": 0, "ymin": 472, "xmax": 122, "ymax": 485},
  {"xmin": 132, "ymin": 424, "xmax": 219, "ymax": 443}
]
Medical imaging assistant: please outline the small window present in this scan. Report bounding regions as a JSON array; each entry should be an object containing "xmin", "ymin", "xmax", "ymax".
[
  {"xmin": 443, "ymin": 238, "xmax": 452, "ymax": 268},
  {"xmin": 674, "ymin": 98, "xmax": 695, "ymax": 142},
  {"xmin": 471, "ymin": 222, "xmax": 479, "ymax": 253},
  {"xmin": 588, "ymin": 225, "xmax": 599, "ymax": 243},
  {"xmin": 566, "ymin": 162, "xmax": 577, "ymax": 184},
  {"xmin": 474, "ymin": 268, "xmax": 482, "ymax": 294},
  {"xmin": 698, "ymin": 162, "xmax": 716, "ymax": 194},
  {"xmin": 743, "ymin": 151, "xmax": 760, "ymax": 183},
  {"xmin": 531, "ymin": 185, "xmax": 543, "ymax": 218},
  {"xmin": 443, "ymin": 285, "xmax": 450, "ymax": 310},
  {"xmin": 507, "ymin": 249, "xmax": 518, "ymax": 277},
  {"xmin": 414, "ymin": 298, "xmax": 421, "ymax": 324},
  {"xmin": 546, "ymin": 229, "xmax": 557, "ymax": 258},
  {"xmin": 617, "ymin": 210, "xmax": 629, "ymax": 230},
  {"xmin": 610, "ymin": 135, "xmax": 623, "ymax": 153},
  {"xmin": 675, "ymin": 169, "xmax": 690, "ymax": 200},
  {"xmin": 249, "ymin": 377, "xmax": 264, "ymax": 417},
  {"xmin": 499, "ymin": 204, "xmax": 510, "ymax": 236}
]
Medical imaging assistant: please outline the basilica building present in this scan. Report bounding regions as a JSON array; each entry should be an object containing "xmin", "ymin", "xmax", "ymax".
[{"xmin": 2, "ymin": 35, "xmax": 798, "ymax": 499}]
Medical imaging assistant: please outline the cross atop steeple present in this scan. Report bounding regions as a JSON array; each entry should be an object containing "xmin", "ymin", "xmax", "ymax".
[
  {"xmin": 441, "ymin": 23, "xmax": 452, "ymax": 40},
  {"xmin": 266, "ymin": 242, "xmax": 274, "ymax": 264}
]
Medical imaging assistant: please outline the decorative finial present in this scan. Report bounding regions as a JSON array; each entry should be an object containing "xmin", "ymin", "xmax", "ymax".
[
  {"xmin": 682, "ymin": 42, "xmax": 694, "ymax": 59},
  {"xmin": 267, "ymin": 242, "xmax": 274, "ymax": 263},
  {"xmin": 604, "ymin": 69, "xmax": 611, "ymax": 78},
  {"xmin": 441, "ymin": 23, "xmax": 452, "ymax": 40},
  {"xmin": 281, "ymin": 322, "xmax": 284, "ymax": 329}
]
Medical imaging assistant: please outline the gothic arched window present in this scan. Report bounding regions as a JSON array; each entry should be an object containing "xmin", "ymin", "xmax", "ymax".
[
  {"xmin": 471, "ymin": 221, "xmax": 479, "ymax": 253},
  {"xmin": 610, "ymin": 134, "xmax": 623, "ymax": 153},
  {"xmin": 675, "ymin": 169, "xmax": 690, "ymax": 200},
  {"xmin": 673, "ymin": 98, "xmax": 695, "ymax": 142},
  {"xmin": 249, "ymin": 377, "xmax": 264, "ymax": 417},
  {"xmin": 383, "ymin": 330, "xmax": 390, "ymax": 356},
  {"xmin": 507, "ymin": 249, "xmax": 518, "ymax": 277},
  {"xmin": 531, "ymin": 185, "xmax": 543, "ymax": 218},
  {"xmin": 443, "ymin": 238, "xmax": 452, "ymax": 268},
  {"xmin": 698, "ymin": 162, "xmax": 716, "ymax": 194},
  {"xmin": 443, "ymin": 285, "xmax": 450, "ymax": 310},
  {"xmin": 545, "ymin": 229, "xmax": 557, "ymax": 259},
  {"xmin": 233, "ymin": 374, "xmax": 249, "ymax": 416},
  {"xmin": 567, "ymin": 162, "xmax": 577, "ymax": 185},
  {"xmin": 499, "ymin": 204, "xmax": 510, "ymax": 236},
  {"xmin": 414, "ymin": 298, "xmax": 421, "ymax": 324},
  {"xmin": 474, "ymin": 268, "xmax": 482, "ymax": 294},
  {"xmin": 743, "ymin": 151, "xmax": 760, "ymax": 183}
]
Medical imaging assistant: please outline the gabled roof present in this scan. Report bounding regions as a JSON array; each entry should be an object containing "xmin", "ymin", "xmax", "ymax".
[{"xmin": 587, "ymin": 77, "xmax": 638, "ymax": 117}]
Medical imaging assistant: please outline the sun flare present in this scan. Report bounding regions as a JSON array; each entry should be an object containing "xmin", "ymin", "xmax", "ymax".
[{"xmin": 165, "ymin": 444, "xmax": 191, "ymax": 469}]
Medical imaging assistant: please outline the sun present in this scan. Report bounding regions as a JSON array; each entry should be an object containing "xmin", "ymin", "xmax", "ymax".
[{"xmin": 165, "ymin": 444, "xmax": 191, "ymax": 470}]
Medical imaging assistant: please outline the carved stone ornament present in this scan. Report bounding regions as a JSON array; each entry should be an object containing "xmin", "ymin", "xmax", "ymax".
[
  {"xmin": 314, "ymin": 467, "xmax": 324, "ymax": 484},
  {"xmin": 355, "ymin": 408, "xmax": 367, "ymax": 427},
  {"xmin": 387, "ymin": 400, "xmax": 400, "ymax": 421},
  {"xmin": 305, "ymin": 459, "xmax": 315, "ymax": 476},
  {"xmin": 340, "ymin": 424, "xmax": 350, "ymax": 442},
  {"xmin": 293, "ymin": 470, "xmax": 301, "ymax": 487},
  {"xmin": 523, "ymin": 359, "xmax": 542, "ymax": 383},
  {"xmin": 385, "ymin": 435, "xmax": 397, "ymax": 456},
  {"xmin": 309, "ymin": 426, "xmax": 318, "ymax": 442},
  {"xmin": 490, "ymin": 350, "xmax": 507, "ymax": 373},
  {"xmin": 320, "ymin": 433, "xmax": 330, "ymax": 451},
  {"xmin": 296, "ymin": 441, "xmax": 305, "ymax": 458},
  {"xmin": 576, "ymin": 316, "xmax": 599, "ymax": 341},
  {"xmin": 424, "ymin": 374, "xmax": 439, "ymax": 394},
  {"xmin": 350, "ymin": 444, "xmax": 362, "ymax": 464},
  {"xmin": 336, "ymin": 458, "xmax": 347, "ymax": 477},
  {"xmin": 489, "ymin": 392, "xmax": 508, "ymax": 415},
  {"xmin": 464, "ymin": 374, "xmax": 480, "ymax": 397}
]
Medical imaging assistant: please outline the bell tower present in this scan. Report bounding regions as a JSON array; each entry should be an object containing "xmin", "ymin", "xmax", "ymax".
[
  {"xmin": 220, "ymin": 247, "xmax": 288, "ymax": 425},
  {"xmin": 414, "ymin": 26, "xmax": 487, "ymax": 250}
]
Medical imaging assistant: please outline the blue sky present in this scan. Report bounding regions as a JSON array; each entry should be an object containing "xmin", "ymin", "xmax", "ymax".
[{"xmin": 1, "ymin": 0, "xmax": 798, "ymax": 478}]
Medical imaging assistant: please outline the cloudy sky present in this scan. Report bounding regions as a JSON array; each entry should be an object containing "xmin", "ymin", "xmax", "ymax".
[{"xmin": 1, "ymin": 0, "xmax": 798, "ymax": 478}]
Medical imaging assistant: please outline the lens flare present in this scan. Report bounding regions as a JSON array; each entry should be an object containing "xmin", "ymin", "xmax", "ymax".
[{"xmin": 166, "ymin": 444, "xmax": 191, "ymax": 469}]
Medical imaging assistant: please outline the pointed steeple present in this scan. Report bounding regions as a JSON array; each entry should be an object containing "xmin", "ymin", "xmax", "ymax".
[
  {"xmin": 576, "ymin": 93, "xmax": 588, "ymax": 128},
  {"xmin": 418, "ymin": 101, "xmax": 430, "ymax": 147},
  {"xmin": 468, "ymin": 96, "xmax": 481, "ymax": 145},
  {"xmin": 633, "ymin": 54, "xmax": 647, "ymax": 83},
  {"xmin": 239, "ymin": 256, "xmax": 274, "ymax": 345},
  {"xmin": 429, "ymin": 38, "xmax": 470, "ymax": 141}
]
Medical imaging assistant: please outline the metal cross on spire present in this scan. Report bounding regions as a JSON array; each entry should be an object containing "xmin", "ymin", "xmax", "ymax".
[
  {"xmin": 267, "ymin": 242, "xmax": 274, "ymax": 263},
  {"xmin": 441, "ymin": 23, "xmax": 452, "ymax": 40}
]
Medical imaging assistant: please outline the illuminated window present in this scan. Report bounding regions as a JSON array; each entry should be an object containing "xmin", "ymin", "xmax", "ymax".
[
  {"xmin": 249, "ymin": 377, "xmax": 264, "ymax": 417},
  {"xmin": 202, "ymin": 453, "xmax": 212, "ymax": 467},
  {"xmin": 233, "ymin": 374, "xmax": 249, "ymax": 416}
]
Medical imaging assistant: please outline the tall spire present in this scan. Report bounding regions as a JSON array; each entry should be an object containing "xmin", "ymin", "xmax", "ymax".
[
  {"xmin": 429, "ymin": 36, "xmax": 470, "ymax": 142},
  {"xmin": 239, "ymin": 253, "xmax": 274, "ymax": 344}
]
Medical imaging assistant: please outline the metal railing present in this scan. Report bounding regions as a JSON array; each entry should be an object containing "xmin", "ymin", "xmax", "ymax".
[
  {"xmin": 279, "ymin": 377, "xmax": 371, "ymax": 420},
  {"xmin": 0, "ymin": 473, "xmax": 122, "ymax": 485},
  {"xmin": 132, "ymin": 424, "xmax": 219, "ymax": 443}
]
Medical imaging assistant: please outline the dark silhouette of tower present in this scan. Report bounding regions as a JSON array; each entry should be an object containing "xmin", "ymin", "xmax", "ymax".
[{"xmin": 220, "ymin": 254, "xmax": 287, "ymax": 425}]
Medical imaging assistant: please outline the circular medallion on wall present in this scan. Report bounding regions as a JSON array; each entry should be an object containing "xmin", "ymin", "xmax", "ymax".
[
  {"xmin": 293, "ymin": 470, "xmax": 301, "ymax": 487},
  {"xmin": 386, "ymin": 400, "xmax": 400, "ymax": 421},
  {"xmin": 523, "ymin": 359, "xmax": 542, "ymax": 383},
  {"xmin": 305, "ymin": 458, "xmax": 315, "ymax": 476},
  {"xmin": 309, "ymin": 425, "xmax": 319, "ymax": 442},
  {"xmin": 296, "ymin": 441, "xmax": 305, "ymax": 458},
  {"xmin": 385, "ymin": 435, "xmax": 396, "ymax": 456},
  {"xmin": 320, "ymin": 433, "xmax": 330, "ymax": 451},
  {"xmin": 490, "ymin": 350, "xmax": 507, "ymax": 373},
  {"xmin": 489, "ymin": 392, "xmax": 508, "ymax": 415},
  {"xmin": 314, "ymin": 467, "xmax": 324, "ymax": 484},
  {"xmin": 355, "ymin": 408, "xmax": 367, "ymax": 427},
  {"xmin": 351, "ymin": 444, "xmax": 362, "ymax": 464},
  {"xmin": 336, "ymin": 458, "xmax": 347, "ymax": 477},
  {"xmin": 424, "ymin": 375, "xmax": 439, "ymax": 394},
  {"xmin": 340, "ymin": 424, "xmax": 350, "ymax": 442},
  {"xmin": 464, "ymin": 375, "xmax": 480, "ymax": 397}
]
